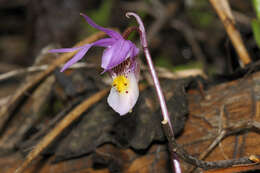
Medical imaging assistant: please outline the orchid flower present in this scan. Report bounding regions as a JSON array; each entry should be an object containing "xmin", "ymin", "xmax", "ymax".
[{"xmin": 49, "ymin": 13, "xmax": 140, "ymax": 116}]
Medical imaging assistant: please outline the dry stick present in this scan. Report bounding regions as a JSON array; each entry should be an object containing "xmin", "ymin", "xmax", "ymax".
[
  {"xmin": 163, "ymin": 119, "xmax": 260, "ymax": 170},
  {"xmin": 203, "ymin": 164, "xmax": 260, "ymax": 173},
  {"xmin": 0, "ymin": 61, "xmax": 205, "ymax": 83},
  {"xmin": 15, "ymin": 88, "xmax": 110, "ymax": 173},
  {"xmin": 163, "ymin": 122, "xmax": 251, "ymax": 171},
  {"xmin": 209, "ymin": 0, "xmax": 251, "ymax": 66},
  {"xmin": 0, "ymin": 63, "xmax": 97, "ymax": 82},
  {"xmin": 19, "ymin": 97, "xmax": 84, "ymax": 151},
  {"xmin": 200, "ymin": 131, "xmax": 227, "ymax": 162},
  {"xmin": 188, "ymin": 106, "xmax": 228, "ymax": 173},
  {"xmin": 0, "ymin": 32, "xmax": 106, "ymax": 133},
  {"xmin": 188, "ymin": 131, "xmax": 227, "ymax": 173},
  {"xmin": 15, "ymin": 82, "xmax": 148, "ymax": 173}
]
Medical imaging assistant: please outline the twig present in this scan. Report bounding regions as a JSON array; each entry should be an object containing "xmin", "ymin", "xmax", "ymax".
[
  {"xmin": 0, "ymin": 62, "xmax": 21, "ymax": 73},
  {"xmin": 203, "ymin": 163, "xmax": 260, "ymax": 173},
  {"xmin": 209, "ymin": 0, "xmax": 251, "ymax": 66},
  {"xmin": 19, "ymin": 97, "xmax": 84, "ymax": 151},
  {"xmin": 15, "ymin": 88, "xmax": 110, "ymax": 173},
  {"xmin": 0, "ymin": 96, "xmax": 10, "ymax": 107},
  {"xmin": 0, "ymin": 62, "xmax": 206, "ymax": 85},
  {"xmin": 162, "ymin": 119, "xmax": 260, "ymax": 170},
  {"xmin": 189, "ymin": 106, "xmax": 228, "ymax": 172},
  {"xmin": 239, "ymin": 134, "xmax": 246, "ymax": 157},
  {"xmin": 15, "ymin": 82, "xmax": 148, "ymax": 173},
  {"xmin": 0, "ymin": 32, "xmax": 106, "ymax": 134},
  {"xmin": 201, "ymin": 131, "xmax": 227, "ymax": 161},
  {"xmin": 0, "ymin": 63, "xmax": 97, "ymax": 82},
  {"xmin": 188, "ymin": 131, "xmax": 227, "ymax": 173},
  {"xmin": 163, "ymin": 124, "xmax": 248, "ymax": 170},
  {"xmin": 233, "ymin": 135, "xmax": 239, "ymax": 158},
  {"xmin": 0, "ymin": 75, "xmax": 56, "ymax": 150}
]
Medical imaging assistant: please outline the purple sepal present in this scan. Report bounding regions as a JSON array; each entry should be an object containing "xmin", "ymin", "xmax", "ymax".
[
  {"xmin": 102, "ymin": 40, "xmax": 130, "ymax": 70},
  {"xmin": 49, "ymin": 46, "xmax": 83, "ymax": 53},
  {"xmin": 80, "ymin": 13, "xmax": 122, "ymax": 40},
  {"xmin": 60, "ymin": 46, "xmax": 90, "ymax": 72},
  {"xmin": 49, "ymin": 13, "xmax": 139, "ymax": 73}
]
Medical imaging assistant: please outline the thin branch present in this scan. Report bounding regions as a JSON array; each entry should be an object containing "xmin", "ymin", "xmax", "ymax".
[
  {"xmin": 0, "ymin": 32, "xmax": 106, "ymax": 134},
  {"xmin": 0, "ymin": 62, "xmax": 206, "ymax": 83},
  {"xmin": 19, "ymin": 97, "xmax": 84, "ymax": 151},
  {"xmin": 0, "ymin": 63, "xmax": 97, "ymax": 82},
  {"xmin": 15, "ymin": 88, "xmax": 110, "ymax": 173},
  {"xmin": 162, "ymin": 119, "xmax": 260, "ymax": 170},
  {"xmin": 188, "ymin": 106, "xmax": 228, "ymax": 172}
]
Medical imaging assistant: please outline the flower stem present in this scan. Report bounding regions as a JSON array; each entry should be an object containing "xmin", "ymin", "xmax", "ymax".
[
  {"xmin": 126, "ymin": 12, "xmax": 181, "ymax": 173},
  {"xmin": 126, "ymin": 12, "xmax": 173, "ymax": 133}
]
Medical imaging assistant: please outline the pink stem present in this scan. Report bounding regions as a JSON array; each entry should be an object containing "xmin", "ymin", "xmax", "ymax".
[
  {"xmin": 126, "ymin": 12, "xmax": 173, "ymax": 133},
  {"xmin": 126, "ymin": 12, "xmax": 181, "ymax": 173}
]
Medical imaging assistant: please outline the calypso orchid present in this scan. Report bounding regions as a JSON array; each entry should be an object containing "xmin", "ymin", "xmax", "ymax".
[{"xmin": 49, "ymin": 13, "xmax": 140, "ymax": 116}]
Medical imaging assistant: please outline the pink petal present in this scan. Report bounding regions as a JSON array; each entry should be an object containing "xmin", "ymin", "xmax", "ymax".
[
  {"xmin": 61, "ymin": 46, "xmax": 91, "ymax": 72},
  {"xmin": 49, "ymin": 47, "xmax": 83, "ymax": 53},
  {"xmin": 60, "ymin": 38, "xmax": 116, "ymax": 72},
  {"xmin": 133, "ymin": 46, "xmax": 139, "ymax": 57},
  {"xmin": 94, "ymin": 38, "xmax": 117, "ymax": 47},
  {"xmin": 101, "ymin": 40, "xmax": 134, "ymax": 70}
]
